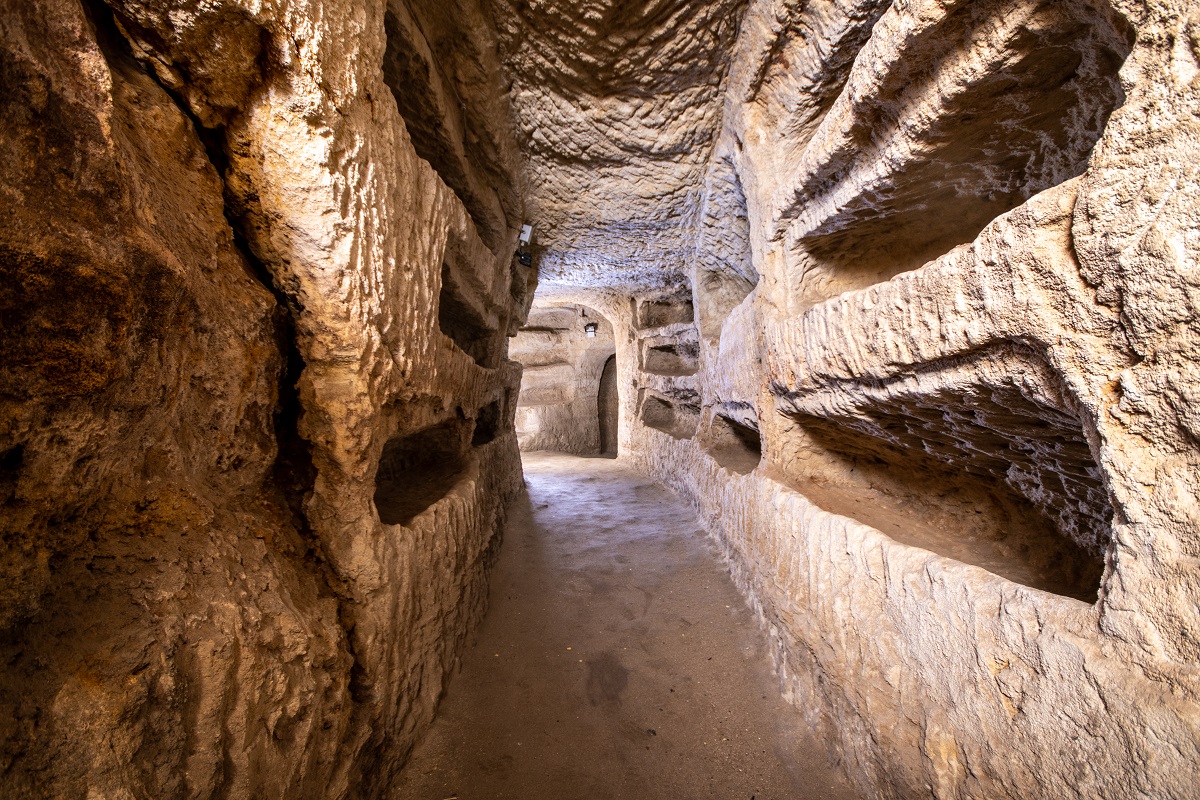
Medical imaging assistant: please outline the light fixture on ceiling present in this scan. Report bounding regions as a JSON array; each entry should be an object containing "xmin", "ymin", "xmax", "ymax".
[
  {"xmin": 584, "ymin": 322, "xmax": 598, "ymax": 338},
  {"xmin": 518, "ymin": 224, "xmax": 533, "ymax": 246}
]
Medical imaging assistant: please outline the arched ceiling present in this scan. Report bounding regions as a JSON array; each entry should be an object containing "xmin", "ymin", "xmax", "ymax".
[{"xmin": 485, "ymin": 0, "xmax": 749, "ymax": 296}]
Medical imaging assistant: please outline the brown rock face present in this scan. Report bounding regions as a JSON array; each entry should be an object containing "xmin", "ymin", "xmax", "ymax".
[
  {"xmin": 1, "ymin": 0, "xmax": 526, "ymax": 796},
  {"xmin": 3, "ymin": 0, "xmax": 1200, "ymax": 798}
]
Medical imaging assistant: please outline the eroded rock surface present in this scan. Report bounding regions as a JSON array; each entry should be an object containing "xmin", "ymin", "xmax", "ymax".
[
  {"xmin": 514, "ymin": 0, "xmax": 1200, "ymax": 798},
  {"xmin": 3, "ymin": 0, "xmax": 1200, "ymax": 798},
  {"xmin": 1, "ymin": 0, "xmax": 528, "ymax": 796}
]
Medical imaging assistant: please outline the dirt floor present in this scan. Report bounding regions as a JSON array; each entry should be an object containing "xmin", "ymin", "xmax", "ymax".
[{"xmin": 390, "ymin": 452, "xmax": 857, "ymax": 800}]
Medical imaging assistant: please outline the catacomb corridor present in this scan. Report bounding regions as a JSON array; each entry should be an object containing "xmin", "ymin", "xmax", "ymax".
[{"xmin": 1, "ymin": 0, "xmax": 1198, "ymax": 798}]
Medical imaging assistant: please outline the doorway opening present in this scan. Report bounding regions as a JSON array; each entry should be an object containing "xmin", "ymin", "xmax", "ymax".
[{"xmin": 598, "ymin": 354, "xmax": 618, "ymax": 456}]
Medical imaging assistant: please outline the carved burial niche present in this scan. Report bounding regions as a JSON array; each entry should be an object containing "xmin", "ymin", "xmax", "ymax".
[
  {"xmin": 701, "ymin": 413, "xmax": 762, "ymax": 475},
  {"xmin": 375, "ymin": 418, "xmax": 471, "ymax": 526}
]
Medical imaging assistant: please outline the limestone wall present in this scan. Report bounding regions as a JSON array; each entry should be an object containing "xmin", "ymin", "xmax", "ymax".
[
  {"xmin": 516, "ymin": 0, "xmax": 1200, "ymax": 796},
  {"xmin": 660, "ymin": 1, "xmax": 1198, "ymax": 795},
  {"xmin": 0, "ymin": 0, "xmax": 528, "ymax": 796},
  {"xmin": 5, "ymin": 0, "xmax": 1199, "ymax": 796}
]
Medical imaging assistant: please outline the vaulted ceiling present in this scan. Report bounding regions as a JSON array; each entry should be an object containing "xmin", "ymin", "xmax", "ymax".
[{"xmin": 486, "ymin": 0, "xmax": 748, "ymax": 296}]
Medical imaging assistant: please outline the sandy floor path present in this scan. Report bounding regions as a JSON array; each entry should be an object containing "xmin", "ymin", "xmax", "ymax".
[{"xmin": 392, "ymin": 452, "xmax": 856, "ymax": 800}]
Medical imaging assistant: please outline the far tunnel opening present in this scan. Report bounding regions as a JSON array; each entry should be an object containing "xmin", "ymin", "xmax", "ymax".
[{"xmin": 511, "ymin": 303, "xmax": 615, "ymax": 456}]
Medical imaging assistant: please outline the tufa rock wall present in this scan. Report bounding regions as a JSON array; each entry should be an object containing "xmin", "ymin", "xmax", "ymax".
[
  {"xmin": 0, "ymin": 0, "xmax": 529, "ymax": 796},
  {"xmin": 5, "ymin": 0, "xmax": 1200, "ymax": 795},
  {"xmin": 511, "ymin": 0, "xmax": 1200, "ymax": 796}
]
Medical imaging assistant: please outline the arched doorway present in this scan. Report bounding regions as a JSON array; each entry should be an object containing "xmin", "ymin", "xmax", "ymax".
[{"xmin": 598, "ymin": 354, "xmax": 618, "ymax": 456}]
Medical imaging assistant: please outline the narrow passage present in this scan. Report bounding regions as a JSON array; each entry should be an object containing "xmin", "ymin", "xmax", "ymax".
[{"xmin": 392, "ymin": 453, "xmax": 856, "ymax": 799}]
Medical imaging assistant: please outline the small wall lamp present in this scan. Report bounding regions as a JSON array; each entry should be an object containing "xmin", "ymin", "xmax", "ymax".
[
  {"xmin": 584, "ymin": 322, "xmax": 598, "ymax": 338},
  {"xmin": 518, "ymin": 224, "xmax": 533, "ymax": 246}
]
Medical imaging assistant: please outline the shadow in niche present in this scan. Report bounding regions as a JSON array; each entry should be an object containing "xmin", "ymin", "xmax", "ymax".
[
  {"xmin": 792, "ymin": 0, "xmax": 1134, "ymax": 305},
  {"xmin": 781, "ymin": 413, "xmax": 1105, "ymax": 602},
  {"xmin": 636, "ymin": 298, "xmax": 694, "ymax": 330},
  {"xmin": 439, "ymin": 261, "xmax": 499, "ymax": 369},
  {"xmin": 472, "ymin": 400, "xmax": 502, "ymax": 446},
  {"xmin": 701, "ymin": 414, "xmax": 761, "ymax": 475},
  {"xmin": 380, "ymin": 7, "xmax": 511, "ymax": 248},
  {"xmin": 375, "ymin": 419, "xmax": 470, "ymax": 526},
  {"xmin": 0, "ymin": 445, "xmax": 23, "ymax": 505},
  {"xmin": 640, "ymin": 392, "xmax": 699, "ymax": 441},
  {"xmin": 642, "ymin": 342, "xmax": 698, "ymax": 377}
]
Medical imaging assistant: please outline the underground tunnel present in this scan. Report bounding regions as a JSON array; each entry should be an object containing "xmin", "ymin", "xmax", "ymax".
[{"xmin": 1, "ymin": 0, "xmax": 1199, "ymax": 798}]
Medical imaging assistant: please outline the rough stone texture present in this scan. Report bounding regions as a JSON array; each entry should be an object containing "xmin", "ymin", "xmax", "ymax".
[
  {"xmin": 511, "ymin": 303, "xmax": 615, "ymax": 454},
  {"xmin": 0, "ymin": 0, "xmax": 527, "ymax": 796},
  {"xmin": 5, "ymin": 0, "xmax": 1200, "ymax": 797},
  {"xmin": 509, "ymin": 0, "xmax": 1200, "ymax": 797},
  {"xmin": 486, "ymin": 0, "xmax": 749, "ymax": 295}
]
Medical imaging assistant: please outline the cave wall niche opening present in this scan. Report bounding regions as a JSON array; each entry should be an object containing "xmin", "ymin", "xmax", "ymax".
[
  {"xmin": 789, "ymin": 0, "xmax": 1136, "ymax": 307},
  {"xmin": 472, "ymin": 399, "xmax": 502, "ymax": 446},
  {"xmin": 642, "ymin": 341, "xmax": 699, "ymax": 377},
  {"xmin": 439, "ymin": 259, "xmax": 500, "ymax": 368},
  {"xmin": 696, "ymin": 268, "xmax": 756, "ymax": 340},
  {"xmin": 636, "ymin": 297, "xmax": 694, "ymax": 330},
  {"xmin": 701, "ymin": 413, "xmax": 762, "ymax": 475},
  {"xmin": 780, "ymin": 370, "xmax": 1112, "ymax": 602},
  {"xmin": 639, "ymin": 391, "xmax": 700, "ymax": 441},
  {"xmin": 380, "ymin": 4, "xmax": 515, "ymax": 249},
  {"xmin": 695, "ymin": 153, "xmax": 757, "ymax": 340},
  {"xmin": 374, "ymin": 418, "xmax": 471, "ymax": 526}
]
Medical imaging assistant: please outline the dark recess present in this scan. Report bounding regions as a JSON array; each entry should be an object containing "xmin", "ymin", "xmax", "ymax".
[
  {"xmin": 797, "ymin": 0, "xmax": 1135, "ymax": 289},
  {"xmin": 640, "ymin": 392, "xmax": 699, "ymax": 440},
  {"xmin": 380, "ymin": 8, "xmax": 509, "ymax": 249},
  {"xmin": 0, "ymin": 445, "xmax": 23, "ymax": 474},
  {"xmin": 791, "ymin": 412, "xmax": 1105, "ymax": 602},
  {"xmin": 0, "ymin": 445, "xmax": 23, "ymax": 505},
  {"xmin": 643, "ymin": 342, "xmax": 698, "ymax": 377},
  {"xmin": 637, "ymin": 299, "xmax": 694, "ymax": 329},
  {"xmin": 472, "ymin": 400, "xmax": 502, "ymax": 446},
  {"xmin": 375, "ymin": 420, "xmax": 469, "ymax": 526},
  {"xmin": 598, "ymin": 354, "xmax": 619, "ymax": 456},
  {"xmin": 439, "ymin": 262, "xmax": 498, "ymax": 368}
]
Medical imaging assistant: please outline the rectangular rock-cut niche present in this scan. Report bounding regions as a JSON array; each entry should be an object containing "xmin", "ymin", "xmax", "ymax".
[
  {"xmin": 439, "ymin": 260, "xmax": 500, "ymax": 368},
  {"xmin": 375, "ymin": 418, "xmax": 471, "ymax": 526},
  {"xmin": 781, "ymin": 377, "xmax": 1110, "ymax": 601},
  {"xmin": 636, "ymin": 298, "xmax": 694, "ymax": 330},
  {"xmin": 517, "ymin": 363, "xmax": 574, "ymax": 406},
  {"xmin": 639, "ymin": 390, "xmax": 700, "ymax": 441},
  {"xmin": 472, "ymin": 399, "xmax": 502, "ymax": 446},
  {"xmin": 701, "ymin": 412, "xmax": 761, "ymax": 475},
  {"xmin": 641, "ymin": 340, "xmax": 699, "ymax": 377},
  {"xmin": 788, "ymin": 0, "xmax": 1134, "ymax": 306},
  {"xmin": 696, "ymin": 268, "xmax": 755, "ymax": 340}
]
